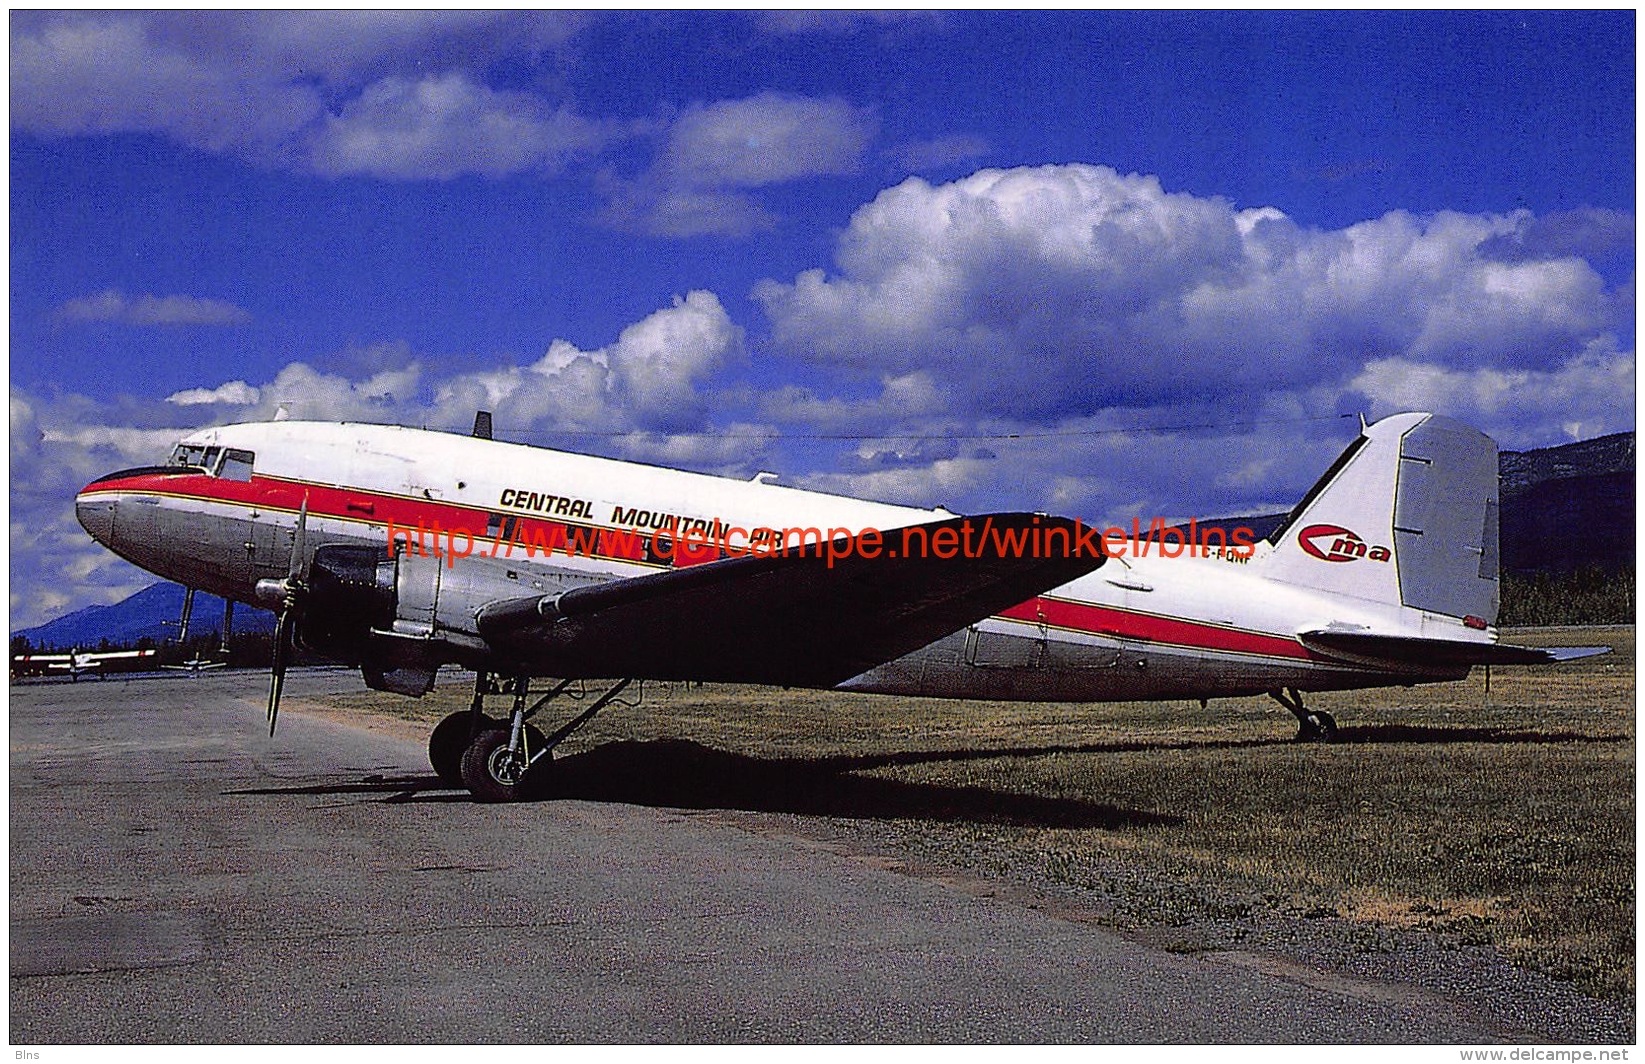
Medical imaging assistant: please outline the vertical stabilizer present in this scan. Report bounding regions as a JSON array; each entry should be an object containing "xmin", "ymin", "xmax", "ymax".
[{"xmin": 1262, "ymin": 413, "xmax": 1500, "ymax": 624}]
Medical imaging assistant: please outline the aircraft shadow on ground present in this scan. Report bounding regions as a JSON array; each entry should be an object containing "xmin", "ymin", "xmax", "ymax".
[
  {"xmin": 801, "ymin": 723, "xmax": 1629, "ymax": 771},
  {"xmin": 227, "ymin": 724, "xmax": 1625, "ymax": 821},
  {"xmin": 536, "ymin": 739, "xmax": 1172, "ymax": 827},
  {"xmin": 1332, "ymin": 723, "xmax": 1630, "ymax": 746},
  {"xmin": 229, "ymin": 739, "xmax": 1173, "ymax": 828}
]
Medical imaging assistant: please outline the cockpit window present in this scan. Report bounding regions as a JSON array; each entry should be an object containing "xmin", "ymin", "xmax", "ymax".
[
  {"xmin": 165, "ymin": 443, "xmax": 254, "ymax": 480},
  {"xmin": 169, "ymin": 443, "xmax": 209, "ymax": 468},
  {"xmin": 220, "ymin": 448, "xmax": 255, "ymax": 482}
]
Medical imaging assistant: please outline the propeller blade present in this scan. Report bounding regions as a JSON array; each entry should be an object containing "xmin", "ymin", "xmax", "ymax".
[
  {"xmin": 267, "ymin": 493, "xmax": 309, "ymax": 737},
  {"xmin": 288, "ymin": 493, "xmax": 309, "ymax": 581},
  {"xmin": 267, "ymin": 606, "xmax": 292, "ymax": 736}
]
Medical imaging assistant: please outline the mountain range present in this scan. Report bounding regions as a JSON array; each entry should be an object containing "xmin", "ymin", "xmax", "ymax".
[{"xmin": 15, "ymin": 584, "xmax": 274, "ymax": 652}]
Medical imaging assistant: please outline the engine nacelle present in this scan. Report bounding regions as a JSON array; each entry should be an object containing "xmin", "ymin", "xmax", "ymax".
[
  {"xmin": 299, "ymin": 544, "xmax": 584, "ymax": 696},
  {"xmin": 299, "ymin": 545, "xmax": 395, "ymax": 662}
]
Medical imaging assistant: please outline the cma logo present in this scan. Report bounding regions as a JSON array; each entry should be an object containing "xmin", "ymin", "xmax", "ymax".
[{"xmin": 1297, "ymin": 524, "xmax": 1391, "ymax": 563}]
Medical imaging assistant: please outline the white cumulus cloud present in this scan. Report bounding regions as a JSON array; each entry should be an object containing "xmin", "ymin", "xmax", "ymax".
[
  {"xmin": 664, "ymin": 92, "xmax": 874, "ymax": 188},
  {"xmin": 603, "ymin": 92, "xmax": 876, "ymax": 238},
  {"xmin": 165, "ymin": 381, "xmax": 262, "ymax": 406},
  {"xmin": 307, "ymin": 73, "xmax": 607, "ymax": 180},
  {"xmin": 433, "ymin": 290, "xmax": 744, "ymax": 433},
  {"xmin": 10, "ymin": 11, "xmax": 600, "ymax": 177},
  {"xmin": 754, "ymin": 164, "xmax": 1630, "ymax": 429},
  {"xmin": 55, "ymin": 290, "xmax": 252, "ymax": 327},
  {"xmin": 1348, "ymin": 340, "xmax": 1635, "ymax": 447}
]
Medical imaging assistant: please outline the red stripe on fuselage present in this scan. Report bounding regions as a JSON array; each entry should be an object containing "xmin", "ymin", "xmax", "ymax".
[
  {"xmin": 78, "ymin": 471, "xmax": 651, "ymax": 564},
  {"xmin": 999, "ymin": 597, "xmax": 1314, "ymax": 661},
  {"xmin": 84, "ymin": 471, "xmax": 485, "ymax": 538}
]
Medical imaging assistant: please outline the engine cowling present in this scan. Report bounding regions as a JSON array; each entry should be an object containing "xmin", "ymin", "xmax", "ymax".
[
  {"xmin": 299, "ymin": 545, "xmax": 395, "ymax": 662},
  {"xmin": 298, "ymin": 544, "xmax": 581, "ymax": 696}
]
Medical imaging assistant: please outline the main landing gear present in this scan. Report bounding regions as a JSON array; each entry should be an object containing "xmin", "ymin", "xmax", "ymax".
[
  {"xmin": 1269, "ymin": 687, "xmax": 1337, "ymax": 743},
  {"xmin": 428, "ymin": 672, "xmax": 634, "ymax": 802}
]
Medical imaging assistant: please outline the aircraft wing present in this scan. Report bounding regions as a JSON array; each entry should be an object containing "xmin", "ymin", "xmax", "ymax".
[
  {"xmin": 14, "ymin": 654, "xmax": 71, "ymax": 663},
  {"xmin": 1299, "ymin": 630, "xmax": 1612, "ymax": 667},
  {"xmin": 476, "ymin": 512, "xmax": 1104, "ymax": 688}
]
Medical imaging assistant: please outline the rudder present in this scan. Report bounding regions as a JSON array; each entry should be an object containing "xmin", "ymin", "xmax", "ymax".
[{"xmin": 1262, "ymin": 413, "xmax": 1500, "ymax": 624}]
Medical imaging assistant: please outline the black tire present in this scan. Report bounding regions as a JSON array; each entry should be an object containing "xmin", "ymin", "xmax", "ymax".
[
  {"xmin": 1314, "ymin": 711, "xmax": 1339, "ymax": 743},
  {"xmin": 429, "ymin": 711, "xmax": 498, "ymax": 787},
  {"xmin": 459, "ymin": 725, "xmax": 550, "ymax": 803},
  {"xmin": 1300, "ymin": 710, "xmax": 1339, "ymax": 744}
]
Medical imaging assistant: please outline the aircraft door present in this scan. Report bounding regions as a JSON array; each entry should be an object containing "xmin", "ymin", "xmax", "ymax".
[
  {"xmin": 964, "ymin": 616, "xmax": 1047, "ymax": 669},
  {"xmin": 247, "ymin": 517, "xmax": 285, "ymax": 583},
  {"xmin": 1079, "ymin": 567, "xmax": 1153, "ymax": 672}
]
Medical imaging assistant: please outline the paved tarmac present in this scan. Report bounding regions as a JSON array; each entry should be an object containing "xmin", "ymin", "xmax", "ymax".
[{"xmin": 11, "ymin": 669, "xmax": 1517, "ymax": 1043}]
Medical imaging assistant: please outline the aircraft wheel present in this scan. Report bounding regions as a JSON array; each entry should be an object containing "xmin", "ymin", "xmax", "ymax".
[
  {"xmin": 459, "ymin": 726, "xmax": 550, "ymax": 803},
  {"xmin": 429, "ymin": 711, "xmax": 499, "ymax": 787},
  {"xmin": 1299, "ymin": 710, "xmax": 1339, "ymax": 744}
]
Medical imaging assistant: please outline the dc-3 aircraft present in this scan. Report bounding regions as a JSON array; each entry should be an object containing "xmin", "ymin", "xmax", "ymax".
[
  {"xmin": 12, "ymin": 646, "xmax": 157, "ymax": 681},
  {"xmin": 75, "ymin": 410, "xmax": 1604, "ymax": 801}
]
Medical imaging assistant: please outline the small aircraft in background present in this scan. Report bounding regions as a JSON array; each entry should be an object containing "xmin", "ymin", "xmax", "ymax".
[
  {"xmin": 74, "ymin": 410, "xmax": 1607, "ymax": 801},
  {"xmin": 161, "ymin": 655, "xmax": 229, "ymax": 675},
  {"xmin": 12, "ymin": 647, "xmax": 157, "ymax": 681}
]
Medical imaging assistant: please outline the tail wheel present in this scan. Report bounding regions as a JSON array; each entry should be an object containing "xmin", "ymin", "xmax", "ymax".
[
  {"xmin": 1271, "ymin": 689, "xmax": 1338, "ymax": 744},
  {"xmin": 459, "ymin": 726, "xmax": 549, "ymax": 803},
  {"xmin": 428, "ymin": 711, "xmax": 499, "ymax": 787},
  {"xmin": 1301, "ymin": 710, "xmax": 1339, "ymax": 743}
]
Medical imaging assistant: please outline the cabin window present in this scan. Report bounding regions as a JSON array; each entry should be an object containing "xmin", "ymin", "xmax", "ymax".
[
  {"xmin": 202, "ymin": 446, "xmax": 222, "ymax": 473},
  {"xmin": 485, "ymin": 514, "xmax": 520, "ymax": 542},
  {"xmin": 220, "ymin": 448, "xmax": 255, "ymax": 482}
]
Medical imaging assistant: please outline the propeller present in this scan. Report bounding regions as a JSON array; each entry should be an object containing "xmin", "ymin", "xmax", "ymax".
[{"xmin": 266, "ymin": 495, "xmax": 308, "ymax": 736}]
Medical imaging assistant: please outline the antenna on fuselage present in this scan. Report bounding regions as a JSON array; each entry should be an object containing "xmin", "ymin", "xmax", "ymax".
[{"xmin": 472, "ymin": 410, "xmax": 493, "ymax": 440}]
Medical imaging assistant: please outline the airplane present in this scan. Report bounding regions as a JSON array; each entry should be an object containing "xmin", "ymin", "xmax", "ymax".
[
  {"xmin": 161, "ymin": 655, "xmax": 229, "ymax": 674},
  {"xmin": 72, "ymin": 411, "xmax": 1607, "ymax": 801},
  {"xmin": 12, "ymin": 646, "xmax": 157, "ymax": 681}
]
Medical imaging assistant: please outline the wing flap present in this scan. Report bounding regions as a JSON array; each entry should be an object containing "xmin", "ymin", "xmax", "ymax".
[{"xmin": 477, "ymin": 513, "xmax": 1104, "ymax": 687}]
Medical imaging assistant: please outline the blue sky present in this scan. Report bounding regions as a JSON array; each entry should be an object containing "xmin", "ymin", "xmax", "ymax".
[{"xmin": 9, "ymin": 10, "xmax": 1636, "ymax": 626}]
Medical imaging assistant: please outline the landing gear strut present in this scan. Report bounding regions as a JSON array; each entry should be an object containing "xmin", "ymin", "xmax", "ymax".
[
  {"xmin": 434, "ymin": 672, "xmax": 633, "ymax": 802},
  {"xmin": 1269, "ymin": 687, "xmax": 1337, "ymax": 743}
]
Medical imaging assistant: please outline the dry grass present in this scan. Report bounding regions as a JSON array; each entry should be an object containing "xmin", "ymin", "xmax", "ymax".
[{"xmin": 309, "ymin": 626, "xmax": 1635, "ymax": 999}]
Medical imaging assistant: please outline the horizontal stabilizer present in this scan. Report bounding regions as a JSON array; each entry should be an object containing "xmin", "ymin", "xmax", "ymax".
[{"xmin": 1299, "ymin": 630, "xmax": 1612, "ymax": 667}]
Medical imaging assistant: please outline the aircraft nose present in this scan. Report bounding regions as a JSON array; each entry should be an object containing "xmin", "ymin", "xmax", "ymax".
[{"xmin": 76, "ymin": 487, "xmax": 116, "ymax": 546}]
